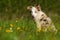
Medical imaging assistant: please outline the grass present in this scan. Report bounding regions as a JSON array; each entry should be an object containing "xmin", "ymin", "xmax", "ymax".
[
  {"xmin": 0, "ymin": 13, "xmax": 60, "ymax": 40},
  {"xmin": 0, "ymin": 0, "xmax": 60, "ymax": 40}
]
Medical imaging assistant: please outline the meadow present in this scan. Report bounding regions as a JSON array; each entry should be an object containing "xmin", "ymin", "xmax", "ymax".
[
  {"xmin": 0, "ymin": 0, "xmax": 60, "ymax": 40},
  {"xmin": 0, "ymin": 12, "xmax": 60, "ymax": 40}
]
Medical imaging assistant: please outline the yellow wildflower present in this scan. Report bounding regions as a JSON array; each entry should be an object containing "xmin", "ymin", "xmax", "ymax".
[
  {"xmin": 0, "ymin": 27, "xmax": 2, "ymax": 30},
  {"xmin": 5, "ymin": 29, "xmax": 11, "ymax": 33},
  {"xmin": 10, "ymin": 24, "xmax": 14, "ymax": 27},
  {"xmin": 16, "ymin": 27, "xmax": 23, "ymax": 32},
  {"xmin": 17, "ymin": 27, "xmax": 20, "ymax": 30},
  {"xmin": 16, "ymin": 20, "xmax": 18, "ymax": 22}
]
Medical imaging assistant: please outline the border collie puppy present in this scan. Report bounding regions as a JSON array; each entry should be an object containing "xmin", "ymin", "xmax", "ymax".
[{"xmin": 27, "ymin": 4, "xmax": 57, "ymax": 32}]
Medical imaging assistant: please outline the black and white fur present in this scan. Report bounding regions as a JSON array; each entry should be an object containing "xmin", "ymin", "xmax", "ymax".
[{"xmin": 27, "ymin": 4, "xmax": 57, "ymax": 32}]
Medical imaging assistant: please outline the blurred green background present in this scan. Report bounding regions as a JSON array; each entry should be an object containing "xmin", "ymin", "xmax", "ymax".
[{"xmin": 0, "ymin": 0, "xmax": 60, "ymax": 40}]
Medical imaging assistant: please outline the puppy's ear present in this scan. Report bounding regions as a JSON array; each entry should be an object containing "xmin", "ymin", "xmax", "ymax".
[{"xmin": 35, "ymin": 4, "xmax": 41, "ymax": 11}]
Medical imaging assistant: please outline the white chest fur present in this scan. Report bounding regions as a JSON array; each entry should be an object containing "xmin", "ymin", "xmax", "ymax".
[
  {"xmin": 31, "ymin": 10, "xmax": 46, "ymax": 19},
  {"xmin": 31, "ymin": 7, "xmax": 37, "ymax": 18}
]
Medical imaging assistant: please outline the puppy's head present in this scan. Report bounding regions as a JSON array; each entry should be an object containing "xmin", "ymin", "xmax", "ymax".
[{"xmin": 27, "ymin": 4, "xmax": 41, "ymax": 12}]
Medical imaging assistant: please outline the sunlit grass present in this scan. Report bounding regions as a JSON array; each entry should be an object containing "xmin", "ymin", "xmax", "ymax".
[{"xmin": 0, "ymin": 15, "xmax": 60, "ymax": 40}]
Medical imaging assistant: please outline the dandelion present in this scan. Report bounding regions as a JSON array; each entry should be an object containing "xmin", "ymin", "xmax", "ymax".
[
  {"xmin": 16, "ymin": 20, "xmax": 18, "ymax": 22},
  {"xmin": 10, "ymin": 24, "xmax": 14, "ymax": 27},
  {"xmin": 5, "ymin": 29, "xmax": 12, "ymax": 33},
  {"xmin": 16, "ymin": 27, "xmax": 24, "ymax": 32},
  {"xmin": 0, "ymin": 27, "xmax": 2, "ymax": 30},
  {"xmin": 16, "ymin": 27, "xmax": 20, "ymax": 30}
]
